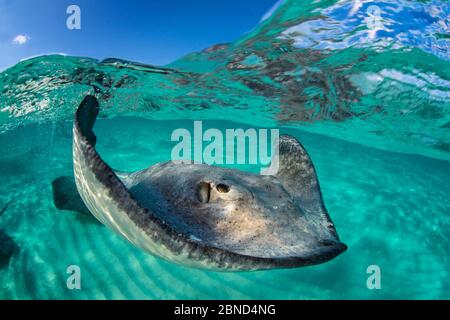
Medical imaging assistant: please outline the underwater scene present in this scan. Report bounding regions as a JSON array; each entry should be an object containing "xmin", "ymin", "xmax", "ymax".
[{"xmin": 0, "ymin": 0, "xmax": 449, "ymax": 300}]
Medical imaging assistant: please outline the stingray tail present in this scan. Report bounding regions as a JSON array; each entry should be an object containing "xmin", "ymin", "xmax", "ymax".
[{"xmin": 51, "ymin": 176, "xmax": 92, "ymax": 216}]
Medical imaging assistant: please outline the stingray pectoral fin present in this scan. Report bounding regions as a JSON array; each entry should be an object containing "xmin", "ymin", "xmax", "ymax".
[
  {"xmin": 72, "ymin": 96, "xmax": 185, "ymax": 260},
  {"xmin": 72, "ymin": 97, "xmax": 214, "ymax": 268},
  {"xmin": 275, "ymin": 135, "xmax": 343, "ymax": 240},
  {"xmin": 51, "ymin": 176, "xmax": 92, "ymax": 216},
  {"xmin": 275, "ymin": 135, "xmax": 324, "ymax": 207}
]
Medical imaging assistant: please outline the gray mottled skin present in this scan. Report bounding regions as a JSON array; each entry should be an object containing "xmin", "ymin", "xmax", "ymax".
[{"xmin": 70, "ymin": 95, "xmax": 346, "ymax": 271}]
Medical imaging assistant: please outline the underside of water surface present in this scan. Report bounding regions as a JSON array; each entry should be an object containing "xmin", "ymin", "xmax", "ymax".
[{"xmin": 0, "ymin": 0, "xmax": 449, "ymax": 299}]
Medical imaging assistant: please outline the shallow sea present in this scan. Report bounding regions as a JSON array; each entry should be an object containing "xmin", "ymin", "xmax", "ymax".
[{"xmin": 0, "ymin": 117, "xmax": 448, "ymax": 299}]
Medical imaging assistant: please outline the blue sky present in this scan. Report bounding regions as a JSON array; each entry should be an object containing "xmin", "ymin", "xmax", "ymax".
[{"xmin": 0, "ymin": 0, "xmax": 277, "ymax": 71}]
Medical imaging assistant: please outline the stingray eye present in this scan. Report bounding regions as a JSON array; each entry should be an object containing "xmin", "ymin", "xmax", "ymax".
[
  {"xmin": 197, "ymin": 182, "xmax": 211, "ymax": 203},
  {"xmin": 216, "ymin": 184, "xmax": 230, "ymax": 193}
]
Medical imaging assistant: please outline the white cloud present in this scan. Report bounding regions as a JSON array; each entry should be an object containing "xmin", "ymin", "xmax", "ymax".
[{"xmin": 12, "ymin": 34, "xmax": 30, "ymax": 45}]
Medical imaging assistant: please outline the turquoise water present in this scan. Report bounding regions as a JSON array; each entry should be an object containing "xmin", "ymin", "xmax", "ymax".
[
  {"xmin": 0, "ymin": 118, "xmax": 449, "ymax": 299},
  {"xmin": 0, "ymin": 0, "xmax": 449, "ymax": 299}
]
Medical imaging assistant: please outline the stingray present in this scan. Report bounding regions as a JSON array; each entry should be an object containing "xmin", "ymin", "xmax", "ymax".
[{"xmin": 52, "ymin": 95, "xmax": 347, "ymax": 271}]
